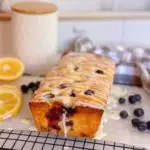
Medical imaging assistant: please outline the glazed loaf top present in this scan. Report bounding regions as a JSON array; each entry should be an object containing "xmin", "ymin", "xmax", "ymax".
[{"xmin": 31, "ymin": 53, "xmax": 115, "ymax": 109}]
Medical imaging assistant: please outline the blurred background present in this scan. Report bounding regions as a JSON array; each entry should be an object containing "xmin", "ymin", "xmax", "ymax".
[
  {"xmin": 0, "ymin": 0, "xmax": 150, "ymax": 87},
  {"xmin": 1, "ymin": 0, "xmax": 150, "ymax": 51}
]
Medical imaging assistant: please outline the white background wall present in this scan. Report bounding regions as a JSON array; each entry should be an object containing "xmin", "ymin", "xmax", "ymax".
[
  {"xmin": 1, "ymin": 0, "xmax": 150, "ymax": 56},
  {"xmin": 1, "ymin": 19, "xmax": 150, "ymax": 57},
  {"xmin": 10, "ymin": 0, "xmax": 150, "ymax": 12}
]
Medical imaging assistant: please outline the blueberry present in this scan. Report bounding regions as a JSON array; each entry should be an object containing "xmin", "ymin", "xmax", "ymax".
[
  {"xmin": 128, "ymin": 94, "xmax": 141, "ymax": 104},
  {"xmin": 134, "ymin": 94, "xmax": 142, "ymax": 101},
  {"xmin": 128, "ymin": 95, "xmax": 137, "ymax": 104},
  {"xmin": 74, "ymin": 66, "xmax": 79, "ymax": 71},
  {"xmin": 84, "ymin": 89, "xmax": 95, "ymax": 95},
  {"xmin": 120, "ymin": 110, "xmax": 128, "ymax": 119},
  {"xmin": 21, "ymin": 85, "xmax": 28, "ymax": 94},
  {"xmin": 95, "ymin": 70, "xmax": 104, "ymax": 74},
  {"xmin": 46, "ymin": 106, "xmax": 64, "ymax": 131},
  {"xmin": 137, "ymin": 121, "xmax": 147, "ymax": 132},
  {"xmin": 28, "ymin": 82, "xmax": 35, "ymax": 89},
  {"xmin": 133, "ymin": 108, "xmax": 144, "ymax": 117},
  {"xmin": 66, "ymin": 120, "xmax": 73, "ymax": 127},
  {"xmin": 147, "ymin": 121, "xmax": 150, "ymax": 130},
  {"xmin": 46, "ymin": 107, "xmax": 63, "ymax": 121},
  {"xmin": 59, "ymin": 84, "xmax": 67, "ymax": 89},
  {"xmin": 63, "ymin": 107, "xmax": 76, "ymax": 117},
  {"xmin": 118, "ymin": 98, "xmax": 126, "ymax": 104},
  {"xmin": 44, "ymin": 93, "xmax": 55, "ymax": 99},
  {"xmin": 32, "ymin": 86, "xmax": 37, "ymax": 93},
  {"xmin": 70, "ymin": 91, "xmax": 76, "ymax": 97},
  {"xmin": 131, "ymin": 118, "xmax": 140, "ymax": 128},
  {"xmin": 35, "ymin": 81, "xmax": 41, "ymax": 89}
]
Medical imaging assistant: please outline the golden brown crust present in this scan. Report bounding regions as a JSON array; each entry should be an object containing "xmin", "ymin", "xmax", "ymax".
[
  {"xmin": 12, "ymin": 2, "xmax": 58, "ymax": 14},
  {"xmin": 29, "ymin": 101, "xmax": 102, "ymax": 138},
  {"xmin": 29, "ymin": 101, "xmax": 64, "ymax": 134},
  {"xmin": 29, "ymin": 102, "xmax": 49, "ymax": 131},
  {"xmin": 67, "ymin": 106, "xmax": 103, "ymax": 138}
]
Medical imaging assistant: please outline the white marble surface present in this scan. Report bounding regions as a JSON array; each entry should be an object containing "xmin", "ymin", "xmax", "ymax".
[
  {"xmin": 0, "ymin": 76, "xmax": 149, "ymax": 149},
  {"xmin": 102, "ymin": 85, "xmax": 150, "ymax": 149}
]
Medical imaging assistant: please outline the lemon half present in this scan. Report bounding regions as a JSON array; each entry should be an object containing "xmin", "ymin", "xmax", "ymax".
[
  {"xmin": 0, "ymin": 57, "xmax": 24, "ymax": 81},
  {"xmin": 0, "ymin": 85, "xmax": 22, "ymax": 121}
]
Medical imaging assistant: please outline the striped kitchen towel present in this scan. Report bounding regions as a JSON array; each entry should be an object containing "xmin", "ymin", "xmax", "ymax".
[{"xmin": 95, "ymin": 47, "xmax": 150, "ymax": 86}]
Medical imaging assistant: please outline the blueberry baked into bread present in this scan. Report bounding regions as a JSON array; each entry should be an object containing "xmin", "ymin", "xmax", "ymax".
[{"xmin": 29, "ymin": 52, "xmax": 115, "ymax": 138}]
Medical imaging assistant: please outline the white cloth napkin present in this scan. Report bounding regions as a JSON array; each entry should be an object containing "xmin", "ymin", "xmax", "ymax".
[{"xmin": 133, "ymin": 49, "xmax": 150, "ymax": 94}]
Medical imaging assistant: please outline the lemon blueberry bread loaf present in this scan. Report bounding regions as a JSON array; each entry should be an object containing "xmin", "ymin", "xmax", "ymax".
[{"xmin": 29, "ymin": 52, "xmax": 115, "ymax": 138}]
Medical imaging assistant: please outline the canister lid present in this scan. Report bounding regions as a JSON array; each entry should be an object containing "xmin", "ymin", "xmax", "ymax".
[{"xmin": 12, "ymin": 2, "xmax": 57, "ymax": 14}]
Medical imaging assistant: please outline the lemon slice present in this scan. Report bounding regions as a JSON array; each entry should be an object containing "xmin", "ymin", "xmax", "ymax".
[
  {"xmin": 0, "ymin": 85, "xmax": 22, "ymax": 121},
  {"xmin": 0, "ymin": 85, "xmax": 22, "ymax": 97},
  {"xmin": 0, "ymin": 57, "xmax": 24, "ymax": 81}
]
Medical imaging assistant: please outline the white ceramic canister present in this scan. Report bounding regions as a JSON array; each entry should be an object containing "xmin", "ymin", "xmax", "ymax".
[{"xmin": 12, "ymin": 2, "xmax": 60, "ymax": 75}]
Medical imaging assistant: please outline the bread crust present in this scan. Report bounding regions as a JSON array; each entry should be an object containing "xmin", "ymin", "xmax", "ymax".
[{"xmin": 29, "ymin": 101, "xmax": 103, "ymax": 138}]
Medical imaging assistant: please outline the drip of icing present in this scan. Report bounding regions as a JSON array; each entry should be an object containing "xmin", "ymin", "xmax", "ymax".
[
  {"xmin": 51, "ymin": 88, "xmax": 61, "ymax": 95},
  {"xmin": 95, "ymin": 95, "xmax": 121, "ymax": 139},
  {"xmin": 102, "ymin": 114, "xmax": 108, "ymax": 124},
  {"xmin": 54, "ymin": 96, "xmax": 73, "ymax": 107},
  {"xmin": 95, "ymin": 132, "xmax": 107, "ymax": 140},
  {"xmin": 95, "ymin": 115, "xmax": 107, "ymax": 140},
  {"xmin": 41, "ymin": 96, "xmax": 73, "ymax": 108},
  {"xmin": 62, "ymin": 112, "xmax": 67, "ymax": 137}
]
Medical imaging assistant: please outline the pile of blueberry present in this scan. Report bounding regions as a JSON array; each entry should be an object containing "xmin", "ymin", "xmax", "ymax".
[
  {"xmin": 119, "ymin": 94, "xmax": 150, "ymax": 132},
  {"xmin": 21, "ymin": 81, "xmax": 41, "ymax": 94}
]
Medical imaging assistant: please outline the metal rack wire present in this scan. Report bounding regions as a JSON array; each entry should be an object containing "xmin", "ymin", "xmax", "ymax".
[{"xmin": 0, "ymin": 129, "xmax": 146, "ymax": 150}]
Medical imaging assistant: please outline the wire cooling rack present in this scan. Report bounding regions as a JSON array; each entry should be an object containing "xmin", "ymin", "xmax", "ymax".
[{"xmin": 0, "ymin": 129, "xmax": 146, "ymax": 150}]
